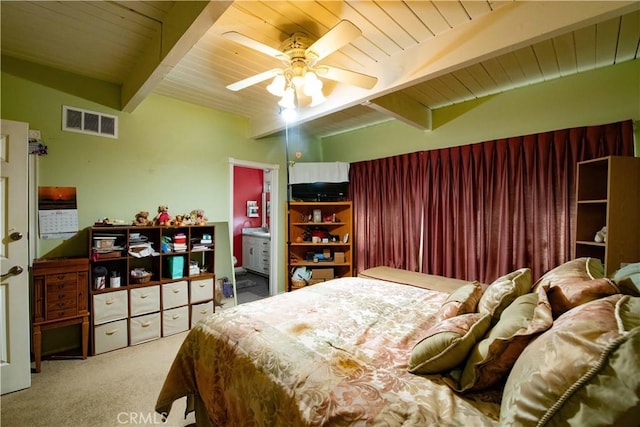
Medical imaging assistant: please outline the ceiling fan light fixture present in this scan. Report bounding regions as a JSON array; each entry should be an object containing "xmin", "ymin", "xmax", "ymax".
[
  {"xmin": 303, "ymin": 71, "xmax": 323, "ymax": 97},
  {"xmin": 291, "ymin": 75, "xmax": 305, "ymax": 88},
  {"xmin": 267, "ymin": 75, "xmax": 286, "ymax": 97},
  {"xmin": 278, "ymin": 86, "xmax": 296, "ymax": 110},
  {"xmin": 281, "ymin": 107, "xmax": 298, "ymax": 122}
]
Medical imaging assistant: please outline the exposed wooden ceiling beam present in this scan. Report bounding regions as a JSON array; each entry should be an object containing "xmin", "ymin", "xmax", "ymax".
[
  {"xmin": 121, "ymin": 1, "xmax": 233, "ymax": 112},
  {"xmin": 364, "ymin": 93, "xmax": 432, "ymax": 131},
  {"xmin": 248, "ymin": 0, "xmax": 638, "ymax": 138}
]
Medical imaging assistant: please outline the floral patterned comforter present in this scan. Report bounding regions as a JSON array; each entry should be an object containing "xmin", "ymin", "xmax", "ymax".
[{"xmin": 155, "ymin": 277, "xmax": 500, "ymax": 426}]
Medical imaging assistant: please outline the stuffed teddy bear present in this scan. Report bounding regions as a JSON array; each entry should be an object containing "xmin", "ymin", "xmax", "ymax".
[
  {"xmin": 171, "ymin": 214, "xmax": 185, "ymax": 227},
  {"xmin": 133, "ymin": 211, "xmax": 151, "ymax": 226},
  {"xmin": 154, "ymin": 205, "xmax": 171, "ymax": 226},
  {"xmin": 190, "ymin": 209, "xmax": 208, "ymax": 226}
]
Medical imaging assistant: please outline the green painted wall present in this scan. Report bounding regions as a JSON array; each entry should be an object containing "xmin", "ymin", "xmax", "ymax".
[
  {"xmin": 322, "ymin": 60, "xmax": 640, "ymax": 162},
  {"xmin": 2, "ymin": 60, "xmax": 638, "ymax": 286}
]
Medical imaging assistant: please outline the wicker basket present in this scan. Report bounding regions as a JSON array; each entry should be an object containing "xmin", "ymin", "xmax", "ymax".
[
  {"xmin": 291, "ymin": 278, "xmax": 327, "ymax": 290},
  {"xmin": 130, "ymin": 272, "xmax": 152, "ymax": 284},
  {"xmin": 291, "ymin": 278, "xmax": 307, "ymax": 290}
]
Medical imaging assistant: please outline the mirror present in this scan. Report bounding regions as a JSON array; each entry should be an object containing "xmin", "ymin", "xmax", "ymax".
[{"xmin": 212, "ymin": 221, "xmax": 237, "ymax": 309}]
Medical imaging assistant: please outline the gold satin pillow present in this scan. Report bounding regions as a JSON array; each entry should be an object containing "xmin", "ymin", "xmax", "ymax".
[
  {"xmin": 546, "ymin": 277, "xmax": 619, "ymax": 317},
  {"xmin": 434, "ymin": 282, "xmax": 484, "ymax": 322},
  {"xmin": 408, "ymin": 312, "xmax": 491, "ymax": 374},
  {"xmin": 532, "ymin": 257, "xmax": 604, "ymax": 291},
  {"xmin": 500, "ymin": 294, "xmax": 640, "ymax": 426},
  {"xmin": 449, "ymin": 286, "xmax": 553, "ymax": 392},
  {"xmin": 477, "ymin": 268, "xmax": 531, "ymax": 324}
]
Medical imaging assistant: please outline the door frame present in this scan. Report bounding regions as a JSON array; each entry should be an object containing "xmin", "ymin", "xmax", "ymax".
[{"xmin": 228, "ymin": 158, "xmax": 280, "ymax": 297}]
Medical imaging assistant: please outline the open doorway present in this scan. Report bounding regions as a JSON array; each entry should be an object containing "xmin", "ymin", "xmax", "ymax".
[{"xmin": 228, "ymin": 158, "xmax": 280, "ymax": 301}]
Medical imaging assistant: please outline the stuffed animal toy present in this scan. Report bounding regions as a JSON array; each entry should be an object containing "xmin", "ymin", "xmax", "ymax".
[
  {"xmin": 594, "ymin": 226, "xmax": 607, "ymax": 243},
  {"xmin": 133, "ymin": 211, "xmax": 151, "ymax": 226},
  {"xmin": 171, "ymin": 214, "xmax": 185, "ymax": 227},
  {"xmin": 190, "ymin": 209, "xmax": 208, "ymax": 226},
  {"xmin": 155, "ymin": 205, "xmax": 171, "ymax": 226}
]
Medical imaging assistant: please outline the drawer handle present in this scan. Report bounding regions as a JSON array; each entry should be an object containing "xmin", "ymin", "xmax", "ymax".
[
  {"xmin": 172, "ymin": 289, "xmax": 181, "ymax": 294},
  {"xmin": 198, "ymin": 283, "xmax": 206, "ymax": 288},
  {"xmin": 57, "ymin": 274, "xmax": 65, "ymax": 280},
  {"xmin": 139, "ymin": 294, "xmax": 148, "ymax": 299},
  {"xmin": 141, "ymin": 322, "xmax": 151, "ymax": 328},
  {"xmin": 105, "ymin": 329, "xmax": 119, "ymax": 336},
  {"xmin": 172, "ymin": 314, "xmax": 181, "ymax": 320},
  {"xmin": 105, "ymin": 299, "xmax": 114, "ymax": 305},
  {"xmin": 199, "ymin": 309, "xmax": 208, "ymax": 315}
]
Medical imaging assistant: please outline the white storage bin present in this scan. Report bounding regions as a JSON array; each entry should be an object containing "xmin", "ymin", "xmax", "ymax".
[
  {"xmin": 190, "ymin": 278, "xmax": 214, "ymax": 303},
  {"xmin": 163, "ymin": 306, "xmax": 189, "ymax": 336},
  {"xmin": 93, "ymin": 290, "xmax": 128, "ymax": 325},
  {"xmin": 191, "ymin": 301, "xmax": 214, "ymax": 327},
  {"xmin": 130, "ymin": 285, "xmax": 160, "ymax": 316},
  {"xmin": 94, "ymin": 319, "xmax": 128, "ymax": 354},
  {"xmin": 162, "ymin": 280, "xmax": 188, "ymax": 309},
  {"xmin": 130, "ymin": 312, "xmax": 161, "ymax": 345}
]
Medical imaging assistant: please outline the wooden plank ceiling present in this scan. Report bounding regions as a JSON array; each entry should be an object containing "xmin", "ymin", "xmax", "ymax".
[{"xmin": 1, "ymin": 1, "xmax": 639, "ymax": 139}]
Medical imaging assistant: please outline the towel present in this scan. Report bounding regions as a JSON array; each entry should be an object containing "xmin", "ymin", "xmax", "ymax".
[{"xmin": 289, "ymin": 162, "xmax": 349, "ymax": 184}]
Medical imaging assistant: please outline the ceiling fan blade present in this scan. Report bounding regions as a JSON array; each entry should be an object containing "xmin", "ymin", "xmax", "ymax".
[
  {"xmin": 226, "ymin": 69, "xmax": 282, "ymax": 92},
  {"xmin": 306, "ymin": 20, "xmax": 362, "ymax": 61},
  {"xmin": 316, "ymin": 65, "xmax": 377, "ymax": 90},
  {"xmin": 222, "ymin": 31, "xmax": 286, "ymax": 60}
]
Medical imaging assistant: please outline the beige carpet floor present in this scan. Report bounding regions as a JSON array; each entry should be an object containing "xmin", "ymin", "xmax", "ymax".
[{"xmin": 0, "ymin": 331, "xmax": 194, "ymax": 427}]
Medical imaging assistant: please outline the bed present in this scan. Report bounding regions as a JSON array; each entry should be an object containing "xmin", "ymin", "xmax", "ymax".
[{"xmin": 156, "ymin": 261, "xmax": 640, "ymax": 426}]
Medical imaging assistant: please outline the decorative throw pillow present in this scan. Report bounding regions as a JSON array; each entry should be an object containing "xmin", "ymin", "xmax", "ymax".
[
  {"xmin": 546, "ymin": 277, "xmax": 620, "ymax": 317},
  {"xmin": 477, "ymin": 268, "xmax": 531, "ymax": 324},
  {"xmin": 448, "ymin": 286, "xmax": 553, "ymax": 392},
  {"xmin": 611, "ymin": 262, "xmax": 640, "ymax": 297},
  {"xmin": 408, "ymin": 313, "xmax": 491, "ymax": 374},
  {"xmin": 532, "ymin": 257, "xmax": 604, "ymax": 291},
  {"xmin": 500, "ymin": 294, "xmax": 640, "ymax": 426},
  {"xmin": 434, "ymin": 282, "xmax": 484, "ymax": 322}
]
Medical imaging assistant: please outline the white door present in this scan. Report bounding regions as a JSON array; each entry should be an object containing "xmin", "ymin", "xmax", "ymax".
[{"xmin": 1, "ymin": 119, "xmax": 31, "ymax": 394}]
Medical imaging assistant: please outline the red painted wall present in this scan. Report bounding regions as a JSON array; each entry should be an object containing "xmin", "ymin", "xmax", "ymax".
[{"xmin": 233, "ymin": 166, "xmax": 264, "ymax": 266}]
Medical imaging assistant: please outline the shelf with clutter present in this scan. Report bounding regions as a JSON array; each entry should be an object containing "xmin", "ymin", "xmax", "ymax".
[
  {"xmin": 286, "ymin": 201, "xmax": 352, "ymax": 291},
  {"xmin": 88, "ymin": 205, "xmax": 216, "ymax": 355}
]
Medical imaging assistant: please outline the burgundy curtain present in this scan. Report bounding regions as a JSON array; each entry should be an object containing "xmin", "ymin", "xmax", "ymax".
[
  {"xmin": 349, "ymin": 120, "xmax": 634, "ymax": 283},
  {"xmin": 350, "ymin": 153, "xmax": 423, "ymax": 271}
]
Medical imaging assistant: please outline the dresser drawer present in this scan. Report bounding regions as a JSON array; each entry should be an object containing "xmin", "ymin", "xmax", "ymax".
[
  {"xmin": 162, "ymin": 306, "xmax": 189, "ymax": 336},
  {"xmin": 94, "ymin": 319, "xmax": 128, "ymax": 354},
  {"xmin": 46, "ymin": 272, "xmax": 78, "ymax": 284},
  {"xmin": 162, "ymin": 281, "xmax": 188, "ymax": 309},
  {"xmin": 46, "ymin": 297, "xmax": 77, "ymax": 313},
  {"xmin": 93, "ymin": 290, "xmax": 128, "ymax": 325},
  {"xmin": 47, "ymin": 283, "xmax": 78, "ymax": 301},
  {"xmin": 47, "ymin": 308, "xmax": 78, "ymax": 320},
  {"xmin": 190, "ymin": 301, "xmax": 214, "ymax": 328},
  {"xmin": 130, "ymin": 285, "xmax": 160, "ymax": 316},
  {"xmin": 130, "ymin": 312, "xmax": 160, "ymax": 345},
  {"xmin": 190, "ymin": 278, "xmax": 214, "ymax": 303}
]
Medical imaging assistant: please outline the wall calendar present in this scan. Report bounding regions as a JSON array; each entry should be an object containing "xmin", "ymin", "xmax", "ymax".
[{"xmin": 38, "ymin": 186, "xmax": 78, "ymax": 239}]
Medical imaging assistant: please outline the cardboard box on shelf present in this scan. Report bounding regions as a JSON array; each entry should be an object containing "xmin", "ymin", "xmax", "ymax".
[
  {"xmin": 311, "ymin": 268, "xmax": 334, "ymax": 280},
  {"xmin": 334, "ymin": 252, "xmax": 345, "ymax": 263}
]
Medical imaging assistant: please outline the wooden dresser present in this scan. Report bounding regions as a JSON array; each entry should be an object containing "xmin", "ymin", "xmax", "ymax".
[{"xmin": 32, "ymin": 258, "xmax": 89, "ymax": 372}]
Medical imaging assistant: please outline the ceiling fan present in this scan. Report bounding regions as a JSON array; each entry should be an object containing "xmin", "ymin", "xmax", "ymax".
[{"xmin": 223, "ymin": 20, "xmax": 378, "ymax": 108}]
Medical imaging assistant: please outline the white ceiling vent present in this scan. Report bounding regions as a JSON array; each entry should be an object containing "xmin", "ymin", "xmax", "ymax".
[{"xmin": 62, "ymin": 105, "xmax": 118, "ymax": 139}]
